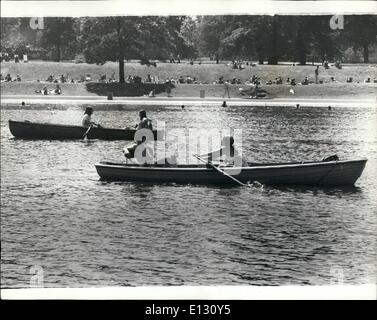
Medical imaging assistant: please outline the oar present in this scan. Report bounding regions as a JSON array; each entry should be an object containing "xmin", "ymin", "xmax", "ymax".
[
  {"xmin": 193, "ymin": 154, "xmax": 248, "ymax": 187},
  {"xmin": 82, "ymin": 125, "xmax": 93, "ymax": 139}
]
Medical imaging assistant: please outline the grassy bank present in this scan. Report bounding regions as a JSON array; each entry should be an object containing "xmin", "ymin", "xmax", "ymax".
[
  {"xmin": 2, "ymin": 82, "xmax": 377, "ymax": 99},
  {"xmin": 1, "ymin": 61, "xmax": 377, "ymax": 98}
]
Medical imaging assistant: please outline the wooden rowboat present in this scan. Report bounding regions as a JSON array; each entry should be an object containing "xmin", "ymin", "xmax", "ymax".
[
  {"xmin": 95, "ymin": 158, "xmax": 367, "ymax": 186},
  {"xmin": 8, "ymin": 120, "xmax": 159, "ymax": 140}
]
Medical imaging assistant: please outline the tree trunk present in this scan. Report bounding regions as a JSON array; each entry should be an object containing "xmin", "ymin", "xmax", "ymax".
[
  {"xmin": 296, "ymin": 18, "xmax": 306, "ymax": 65},
  {"xmin": 55, "ymin": 36, "xmax": 61, "ymax": 62},
  {"xmin": 118, "ymin": 54, "xmax": 125, "ymax": 83},
  {"xmin": 268, "ymin": 17, "xmax": 278, "ymax": 65},
  {"xmin": 117, "ymin": 18, "xmax": 125, "ymax": 83},
  {"xmin": 363, "ymin": 43, "xmax": 369, "ymax": 63}
]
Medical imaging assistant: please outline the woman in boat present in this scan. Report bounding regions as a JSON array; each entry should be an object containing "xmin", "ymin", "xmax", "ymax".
[
  {"xmin": 198, "ymin": 136, "xmax": 248, "ymax": 167},
  {"xmin": 82, "ymin": 107, "xmax": 100, "ymax": 128}
]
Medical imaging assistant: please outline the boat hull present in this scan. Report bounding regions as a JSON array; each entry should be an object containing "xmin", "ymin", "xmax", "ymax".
[
  {"xmin": 8, "ymin": 120, "xmax": 159, "ymax": 140},
  {"xmin": 95, "ymin": 159, "xmax": 367, "ymax": 186}
]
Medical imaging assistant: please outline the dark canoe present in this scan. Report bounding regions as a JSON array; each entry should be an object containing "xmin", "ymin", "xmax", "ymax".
[
  {"xmin": 8, "ymin": 120, "xmax": 159, "ymax": 140},
  {"xmin": 95, "ymin": 159, "xmax": 367, "ymax": 186}
]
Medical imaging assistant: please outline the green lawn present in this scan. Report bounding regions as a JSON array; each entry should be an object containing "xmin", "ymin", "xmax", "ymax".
[
  {"xmin": 2, "ymin": 60, "xmax": 377, "ymax": 83},
  {"xmin": 1, "ymin": 60, "xmax": 377, "ymax": 98}
]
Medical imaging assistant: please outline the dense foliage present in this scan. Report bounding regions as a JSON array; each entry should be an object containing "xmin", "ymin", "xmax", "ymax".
[{"xmin": 1, "ymin": 15, "xmax": 376, "ymax": 81}]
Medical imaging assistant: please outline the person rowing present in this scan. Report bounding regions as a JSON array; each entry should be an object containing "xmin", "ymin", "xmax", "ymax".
[
  {"xmin": 135, "ymin": 110, "xmax": 153, "ymax": 131},
  {"xmin": 82, "ymin": 107, "xmax": 101, "ymax": 128},
  {"xmin": 123, "ymin": 110, "xmax": 154, "ymax": 162},
  {"xmin": 197, "ymin": 136, "xmax": 248, "ymax": 167}
]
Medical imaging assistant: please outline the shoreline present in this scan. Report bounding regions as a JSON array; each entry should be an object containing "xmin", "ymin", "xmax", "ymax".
[{"xmin": 1, "ymin": 95, "xmax": 376, "ymax": 108}]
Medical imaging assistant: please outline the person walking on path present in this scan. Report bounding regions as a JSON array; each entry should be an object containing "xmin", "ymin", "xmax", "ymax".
[
  {"xmin": 223, "ymin": 80, "xmax": 230, "ymax": 98},
  {"xmin": 315, "ymin": 66, "xmax": 319, "ymax": 84}
]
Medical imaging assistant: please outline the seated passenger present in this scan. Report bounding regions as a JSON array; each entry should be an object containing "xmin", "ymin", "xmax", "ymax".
[{"xmin": 197, "ymin": 136, "xmax": 248, "ymax": 167}]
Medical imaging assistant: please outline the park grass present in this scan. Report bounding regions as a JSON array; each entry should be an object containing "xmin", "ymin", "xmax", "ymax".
[
  {"xmin": 2, "ymin": 81, "xmax": 376, "ymax": 99},
  {"xmin": 1, "ymin": 60, "xmax": 377, "ymax": 98}
]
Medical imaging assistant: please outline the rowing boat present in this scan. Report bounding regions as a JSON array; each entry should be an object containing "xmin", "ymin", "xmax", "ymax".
[
  {"xmin": 95, "ymin": 158, "xmax": 367, "ymax": 186},
  {"xmin": 8, "ymin": 120, "xmax": 159, "ymax": 140}
]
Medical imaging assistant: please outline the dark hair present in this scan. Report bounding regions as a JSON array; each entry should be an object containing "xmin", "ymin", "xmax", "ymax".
[
  {"xmin": 84, "ymin": 107, "xmax": 93, "ymax": 115},
  {"xmin": 139, "ymin": 110, "xmax": 147, "ymax": 119}
]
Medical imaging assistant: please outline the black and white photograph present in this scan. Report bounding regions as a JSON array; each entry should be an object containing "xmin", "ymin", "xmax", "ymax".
[{"xmin": 1, "ymin": 0, "xmax": 376, "ymax": 301}]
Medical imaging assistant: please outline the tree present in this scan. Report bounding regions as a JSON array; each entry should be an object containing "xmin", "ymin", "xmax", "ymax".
[
  {"xmin": 40, "ymin": 18, "xmax": 76, "ymax": 61},
  {"xmin": 197, "ymin": 16, "xmax": 228, "ymax": 62},
  {"xmin": 343, "ymin": 15, "xmax": 377, "ymax": 63},
  {"xmin": 217, "ymin": 16, "xmax": 284, "ymax": 64},
  {"xmin": 81, "ymin": 16, "xmax": 187, "ymax": 83},
  {"xmin": 1, "ymin": 18, "xmax": 27, "ymax": 55},
  {"xmin": 179, "ymin": 16, "xmax": 200, "ymax": 58}
]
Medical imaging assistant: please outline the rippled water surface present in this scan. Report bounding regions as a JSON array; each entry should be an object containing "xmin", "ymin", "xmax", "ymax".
[{"xmin": 1, "ymin": 103, "xmax": 376, "ymax": 287}]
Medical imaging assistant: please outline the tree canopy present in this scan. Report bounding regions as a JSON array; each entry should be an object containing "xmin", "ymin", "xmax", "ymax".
[{"xmin": 1, "ymin": 15, "xmax": 376, "ymax": 80}]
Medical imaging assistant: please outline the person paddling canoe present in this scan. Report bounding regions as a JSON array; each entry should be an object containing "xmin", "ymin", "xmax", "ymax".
[
  {"xmin": 197, "ymin": 136, "xmax": 248, "ymax": 167},
  {"xmin": 135, "ymin": 110, "xmax": 153, "ymax": 131},
  {"xmin": 82, "ymin": 107, "xmax": 101, "ymax": 128}
]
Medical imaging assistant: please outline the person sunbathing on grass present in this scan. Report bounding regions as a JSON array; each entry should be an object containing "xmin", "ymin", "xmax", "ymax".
[
  {"xmin": 54, "ymin": 84, "xmax": 62, "ymax": 95},
  {"xmin": 35, "ymin": 86, "xmax": 48, "ymax": 95},
  {"xmin": 239, "ymin": 82, "xmax": 256, "ymax": 98}
]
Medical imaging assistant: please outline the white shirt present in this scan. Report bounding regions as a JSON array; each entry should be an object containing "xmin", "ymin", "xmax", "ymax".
[{"xmin": 82, "ymin": 114, "xmax": 91, "ymax": 127}]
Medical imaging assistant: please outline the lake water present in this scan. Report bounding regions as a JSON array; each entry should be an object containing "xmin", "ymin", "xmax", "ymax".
[{"xmin": 1, "ymin": 103, "xmax": 376, "ymax": 288}]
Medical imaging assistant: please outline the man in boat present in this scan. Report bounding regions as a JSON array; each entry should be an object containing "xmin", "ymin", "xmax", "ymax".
[
  {"xmin": 135, "ymin": 110, "xmax": 153, "ymax": 131},
  {"xmin": 82, "ymin": 107, "xmax": 101, "ymax": 128},
  {"xmin": 197, "ymin": 136, "xmax": 248, "ymax": 167},
  {"xmin": 123, "ymin": 110, "xmax": 154, "ymax": 162}
]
